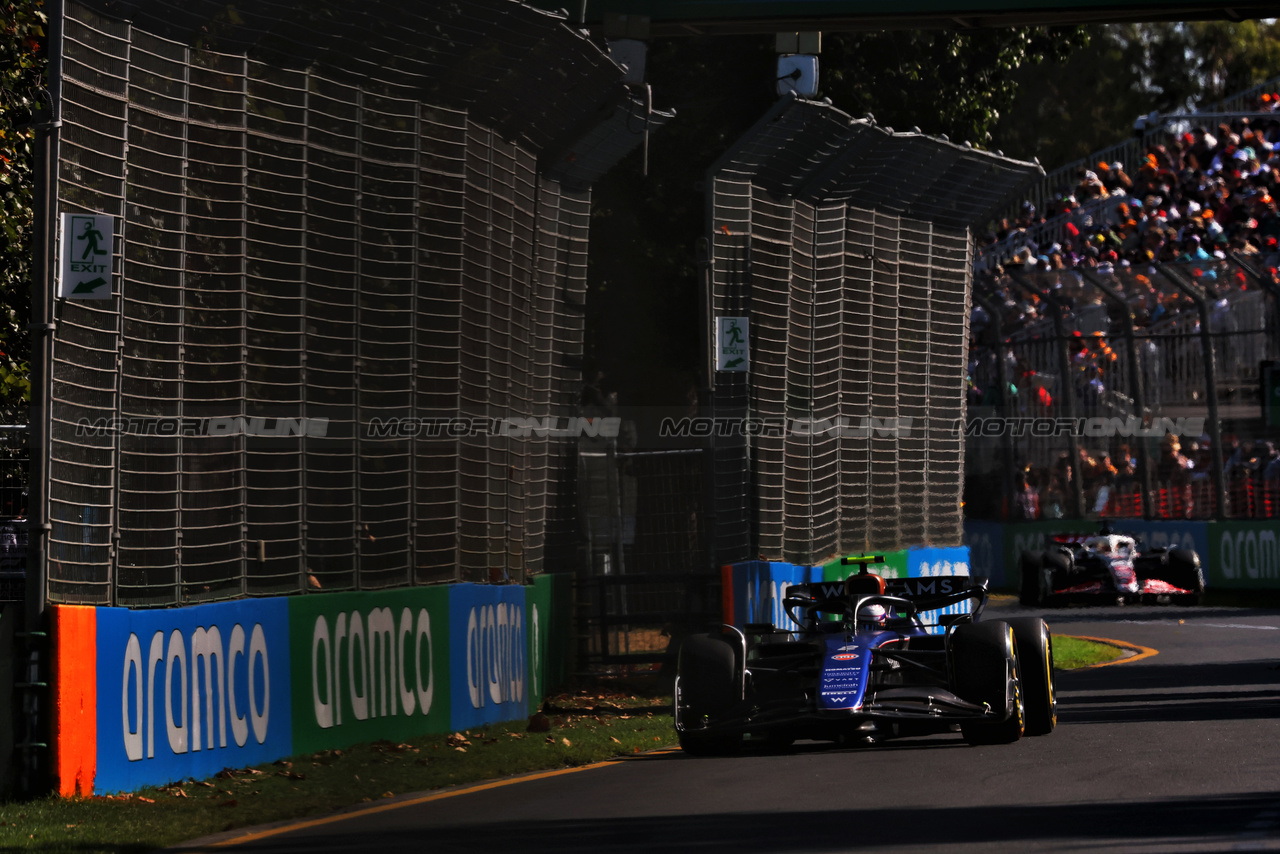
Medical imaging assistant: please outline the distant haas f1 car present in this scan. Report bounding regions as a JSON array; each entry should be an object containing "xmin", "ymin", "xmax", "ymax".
[
  {"xmin": 674, "ymin": 557, "xmax": 1056, "ymax": 755},
  {"xmin": 1019, "ymin": 526, "xmax": 1204, "ymax": 607}
]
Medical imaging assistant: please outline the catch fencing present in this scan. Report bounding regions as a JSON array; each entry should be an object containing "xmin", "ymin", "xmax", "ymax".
[
  {"xmin": 967, "ymin": 256, "xmax": 1280, "ymax": 521},
  {"xmin": 47, "ymin": 0, "xmax": 663, "ymax": 605},
  {"xmin": 706, "ymin": 95, "xmax": 1041, "ymax": 566},
  {"xmin": 575, "ymin": 447, "xmax": 714, "ymax": 668}
]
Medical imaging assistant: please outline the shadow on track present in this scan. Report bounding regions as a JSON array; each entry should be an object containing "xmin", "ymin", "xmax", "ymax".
[
  {"xmin": 1056, "ymin": 658, "xmax": 1280, "ymax": 724},
  {"xmin": 185, "ymin": 791, "xmax": 1280, "ymax": 854}
]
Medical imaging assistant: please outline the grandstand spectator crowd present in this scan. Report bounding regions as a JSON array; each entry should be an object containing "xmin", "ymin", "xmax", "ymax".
[
  {"xmin": 979, "ymin": 102, "xmax": 1280, "ymax": 280},
  {"xmin": 966, "ymin": 89, "xmax": 1280, "ymax": 522}
]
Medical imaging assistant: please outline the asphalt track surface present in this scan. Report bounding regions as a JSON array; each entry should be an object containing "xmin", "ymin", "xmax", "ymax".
[{"xmin": 183, "ymin": 599, "xmax": 1280, "ymax": 854}]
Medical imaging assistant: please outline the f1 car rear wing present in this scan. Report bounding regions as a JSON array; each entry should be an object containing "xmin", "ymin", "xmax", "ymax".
[{"xmin": 781, "ymin": 575, "xmax": 987, "ymax": 633}]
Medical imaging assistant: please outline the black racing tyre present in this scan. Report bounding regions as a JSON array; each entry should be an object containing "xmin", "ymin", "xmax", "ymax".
[
  {"xmin": 1008, "ymin": 617, "xmax": 1056, "ymax": 736},
  {"xmin": 1168, "ymin": 548, "xmax": 1205, "ymax": 605},
  {"xmin": 950, "ymin": 621, "xmax": 1025, "ymax": 746},
  {"xmin": 1040, "ymin": 550, "xmax": 1073, "ymax": 608},
  {"xmin": 1043, "ymin": 549, "xmax": 1072, "ymax": 579},
  {"xmin": 1018, "ymin": 551, "xmax": 1044, "ymax": 607},
  {"xmin": 675, "ymin": 634, "xmax": 741, "ymax": 756}
]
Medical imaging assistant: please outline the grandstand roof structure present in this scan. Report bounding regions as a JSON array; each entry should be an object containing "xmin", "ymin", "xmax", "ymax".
[
  {"xmin": 72, "ymin": 0, "xmax": 662, "ymax": 183},
  {"xmin": 710, "ymin": 94, "xmax": 1043, "ymax": 229}
]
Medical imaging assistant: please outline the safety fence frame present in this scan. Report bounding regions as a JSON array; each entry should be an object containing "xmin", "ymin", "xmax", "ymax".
[
  {"xmin": 705, "ymin": 96, "xmax": 1041, "ymax": 567},
  {"xmin": 44, "ymin": 0, "xmax": 664, "ymax": 606}
]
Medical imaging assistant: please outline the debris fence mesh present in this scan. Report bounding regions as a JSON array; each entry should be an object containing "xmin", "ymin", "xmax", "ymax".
[{"xmin": 48, "ymin": 0, "xmax": 639, "ymax": 605}]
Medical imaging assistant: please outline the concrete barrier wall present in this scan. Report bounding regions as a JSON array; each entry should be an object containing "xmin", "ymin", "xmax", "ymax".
[
  {"xmin": 964, "ymin": 519, "xmax": 1280, "ymax": 591},
  {"xmin": 50, "ymin": 575, "xmax": 571, "ymax": 796}
]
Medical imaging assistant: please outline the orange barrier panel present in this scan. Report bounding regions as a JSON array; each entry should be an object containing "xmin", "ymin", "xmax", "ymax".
[{"xmin": 50, "ymin": 605, "xmax": 97, "ymax": 797}]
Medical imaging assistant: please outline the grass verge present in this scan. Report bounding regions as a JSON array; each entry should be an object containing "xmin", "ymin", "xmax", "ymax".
[
  {"xmin": 0, "ymin": 684, "xmax": 675, "ymax": 854},
  {"xmin": 1054, "ymin": 635, "xmax": 1126, "ymax": 669}
]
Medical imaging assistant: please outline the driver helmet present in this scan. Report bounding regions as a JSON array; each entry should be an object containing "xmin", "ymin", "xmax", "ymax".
[{"xmin": 857, "ymin": 602, "xmax": 888, "ymax": 628}]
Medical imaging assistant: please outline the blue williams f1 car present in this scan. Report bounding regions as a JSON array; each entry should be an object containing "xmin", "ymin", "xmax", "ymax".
[{"xmin": 674, "ymin": 557, "xmax": 1056, "ymax": 755}]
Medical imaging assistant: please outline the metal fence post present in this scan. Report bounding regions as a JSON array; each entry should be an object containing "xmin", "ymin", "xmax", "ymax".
[
  {"xmin": 1009, "ymin": 271, "xmax": 1087, "ymax": 518},
  {"xmin": 18, "ymin": 0, "xmax": 63, "ymax": 797},
  {"xmin": 1162, "ymin": 265, "xmax": 1227, "ymax": 520},
  {"xmin": 695, "ymin": 237, "xmax": 718, "ymax": 576},
  {"xmin": 972, "ymin": 289, "xmax": 1016, "ymax": 518},
  {"xmin": 1079, "ymin": 268, "xmax": 1154, "ymax": 519}
]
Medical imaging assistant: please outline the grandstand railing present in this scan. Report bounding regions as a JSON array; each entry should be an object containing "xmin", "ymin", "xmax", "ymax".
[
  {"xmin": 1101, "ymin": 472, "xmax": 1280, "ymax": 521},
  {"xmin": 977, "ymin": 194, "xmax": 1129, "ymax": 274}
]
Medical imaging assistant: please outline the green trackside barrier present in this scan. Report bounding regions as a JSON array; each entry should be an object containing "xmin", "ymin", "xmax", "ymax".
[
  {"xmin": 525, "ymin": 573, "xmax": 572, "ymax": 714},
  {"xmin": 821, "ymin": 552, "xmax": 908, "ymax": 583},
  {"xmin": 288, "ymin": 587, "xmax": 453, "ymax": 755},
  {"xmin": 1208, "ymin": 520, "xmax": 1280, "ymax": 590}
]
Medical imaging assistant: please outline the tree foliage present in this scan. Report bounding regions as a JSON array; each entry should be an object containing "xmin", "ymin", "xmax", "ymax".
[
  {"xmin": 821, "ymin": 26, "xmax": 1087, "ymax": 148},
  {"xmin": 0, "ymin": 0, "xmax": 44, "ymax": 405},
  {"xmin": 991, "ymin": 21, "xmax": 1280, "ymax": 168}
]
